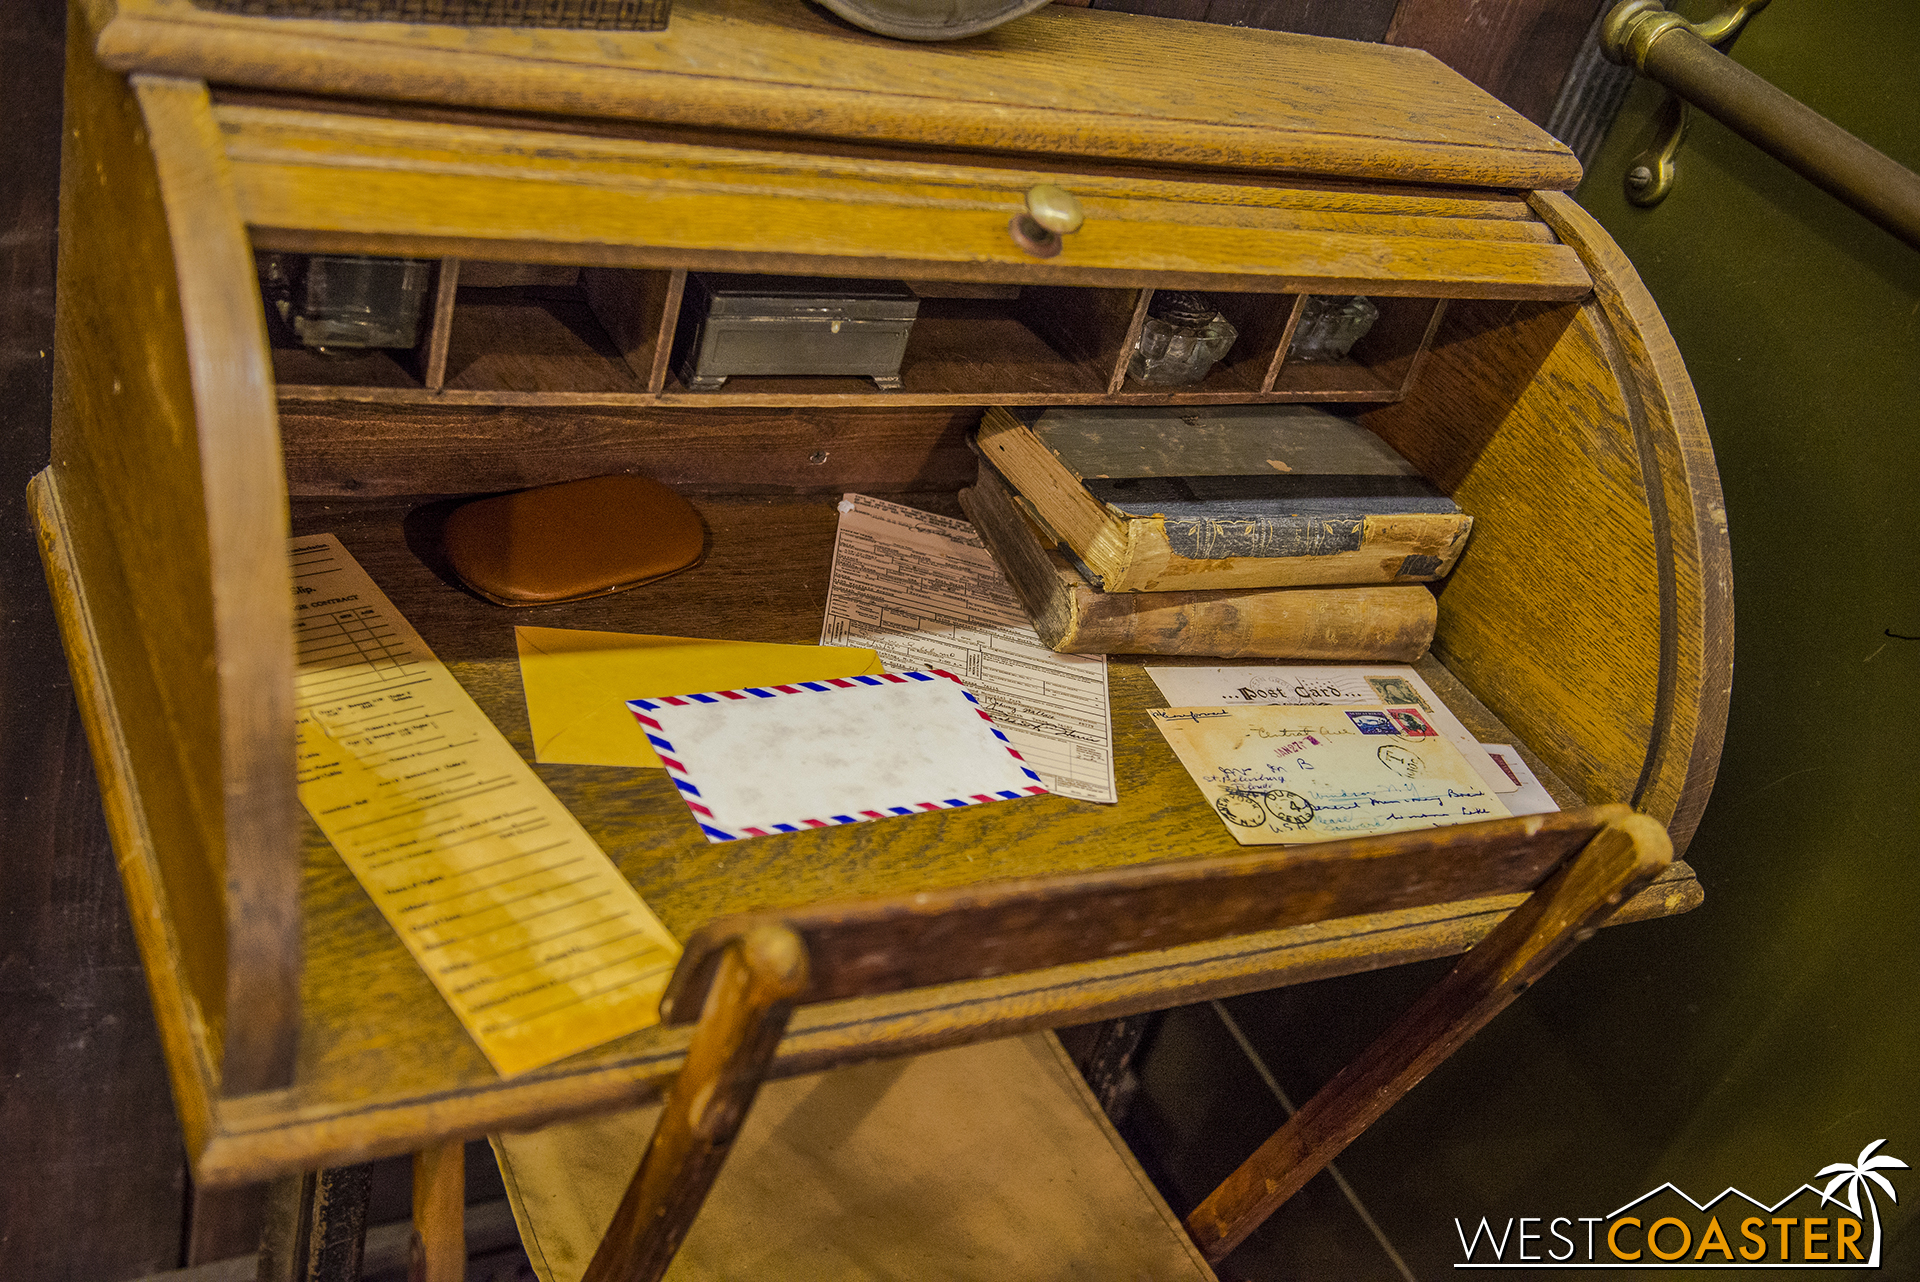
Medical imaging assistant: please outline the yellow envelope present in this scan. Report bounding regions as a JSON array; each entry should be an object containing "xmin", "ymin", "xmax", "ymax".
[{"xmin": 516, "ymin": 627, "xmax": 885, "ymax": 768}]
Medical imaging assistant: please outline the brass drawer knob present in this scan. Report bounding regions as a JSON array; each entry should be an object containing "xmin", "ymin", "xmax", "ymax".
[{"xmin": 1010, "ymin": 183, "xmax": 1085, "ymax": 258}]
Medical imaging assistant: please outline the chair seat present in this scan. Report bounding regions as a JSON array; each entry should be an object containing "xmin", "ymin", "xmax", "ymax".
[{"xmin": 492, "ymin": 1032, "xmax": 1218, "ymax": 1282}]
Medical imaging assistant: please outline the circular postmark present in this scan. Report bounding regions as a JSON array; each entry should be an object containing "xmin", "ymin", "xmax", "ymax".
[
  {"xmin": 1261, "ymin": 789, "xmax": 1315, "ymax": 829},
  {"xmin": 1377, "ymin": 742, "xmax": 1422, "ymax": 779},
  {"xmin": 1216, "ymin": 791, "xmax": 1270, "ymax": 828}
]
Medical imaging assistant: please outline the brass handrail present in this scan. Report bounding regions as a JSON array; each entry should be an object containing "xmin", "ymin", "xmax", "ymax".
[{"xmin": 1601, "ymin": 0, "xmax": 1920, "ymax": 251}]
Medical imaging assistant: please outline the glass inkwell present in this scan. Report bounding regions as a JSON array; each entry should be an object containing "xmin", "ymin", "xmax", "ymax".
[
  {"xmin": 1127, "ymin": 290, "xmax": 1237, "ymax": 386},
  {"xmin": 1286, "ymin": 295, "xmax": 1379, "ymax": 363}
]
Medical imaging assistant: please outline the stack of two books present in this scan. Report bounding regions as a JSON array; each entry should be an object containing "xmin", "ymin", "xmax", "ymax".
[{"xmin": 961, "ymin": 405, "xmax": 1471, "ymax": 661}]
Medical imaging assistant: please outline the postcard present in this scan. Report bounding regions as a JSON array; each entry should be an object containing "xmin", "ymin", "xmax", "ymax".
[
  {"xmin": 1144, "ymin": 663, "xmax": 1516, "ymax": 793},
  {"xmin": 630, "ymin": 670, "xmax": 1048, "ymax": 843},
  {"xmin": 1150, "ymin": 704, "xmax": 1510, "ymax": 845}
]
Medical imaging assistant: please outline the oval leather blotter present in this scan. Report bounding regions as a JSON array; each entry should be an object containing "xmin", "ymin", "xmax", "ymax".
[{"xmin": 443, "ymin": 475, "xmax": 705, "ymax": 606}]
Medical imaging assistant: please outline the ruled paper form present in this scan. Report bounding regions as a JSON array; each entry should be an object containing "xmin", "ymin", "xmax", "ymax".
[
  {"xmin": 291, "ymin": 535, "xmax": 680, "ymax": 1077},
  {"xmin": 819, "ymin": 494, "xmax": 1117, "ymax": 804}
]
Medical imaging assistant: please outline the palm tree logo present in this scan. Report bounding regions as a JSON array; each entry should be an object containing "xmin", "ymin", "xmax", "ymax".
[{"xmin": 1816, "ymin": 1139, "xmax": 1908, "ymax": 1267}]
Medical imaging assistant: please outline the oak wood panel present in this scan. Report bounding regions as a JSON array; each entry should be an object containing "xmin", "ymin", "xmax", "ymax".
[
  {"xmin": 88, "ymin": 0, "xmax": 1581, "ymax": 189},
  {"xmin": 210, "ymin": 105, "xmax": 1592, "ymax": 300},
  {"xmin": 1365, "ymin": 295, "xmax": 1667, "ymax": 821},
  {"xmin": 661, "ymin": 808, "xmax": 1626, "ymax": 1020},
  {"xmin": 47, "ymin": 13, "xmax": 300, "ymax": 1111},
  {"xmin": 419, "ymin": 258, "xmax": 459, "ymax": 392},
  {"xmin": 582, "ymin": 268, "xmax": 679, "ymax": 392},
  {"xmin": 31, "ymin": 469, "xmax": 222, "ymax": 1169},
  {"xmin": 441, "ymin": 292, "xmax": 645, "ymax": 395},
  {"xmin": 1529, "ymin": 191, "xmax": 1730, "ymax": 854},
  {"xmin": 276, "ymin": 404, "xmax": 985, "ymax": 497}
]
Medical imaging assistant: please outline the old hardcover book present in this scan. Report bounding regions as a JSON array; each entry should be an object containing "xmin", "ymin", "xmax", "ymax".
[
  {"xmin": 961, "ymin": 464, "xmax": 1437, "ymax": 661},
  {"xmin": 974, "ymin": 405, "xmax": 1472, "ymax": 592}
]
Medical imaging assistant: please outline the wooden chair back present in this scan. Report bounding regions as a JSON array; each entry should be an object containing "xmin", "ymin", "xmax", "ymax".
[{"xmin": 577, "ymin": 804, "xmax": 1672, "ymax": 1281}]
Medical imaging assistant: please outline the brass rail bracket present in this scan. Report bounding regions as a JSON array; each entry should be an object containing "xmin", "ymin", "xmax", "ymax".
[{"xmin": 1602, "ymin": 0, "xmax": 1772, "ymax": 206}]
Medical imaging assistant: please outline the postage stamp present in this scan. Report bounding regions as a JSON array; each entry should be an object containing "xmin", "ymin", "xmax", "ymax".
[
  {"xmin": 1346, "ymin": 709, "xmax": 1399, "ymax": 735},
  {"xmin": 1366, "ymin": 675, "xmax": 1431, "ymax": 711},
  {"xmin": 1390, "ymin": 707, "xmax": 1438, "ymax": 737}
]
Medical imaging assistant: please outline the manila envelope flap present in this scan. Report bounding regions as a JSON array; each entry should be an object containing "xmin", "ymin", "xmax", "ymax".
[{"xmin": 515, "ymin": 626, "xmax": 885, "ymax": 768}]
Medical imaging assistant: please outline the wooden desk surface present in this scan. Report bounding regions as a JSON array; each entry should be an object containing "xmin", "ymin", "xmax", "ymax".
[
  {"xmin": 125, "ymin": 491, "xmax": 1699, "ymax": 1185},
  {"xmin": 84, "ymin": 0, "xmax": 1581, "ymax": 190}
]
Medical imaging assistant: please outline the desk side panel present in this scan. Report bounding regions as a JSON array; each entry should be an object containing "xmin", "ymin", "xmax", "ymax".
[
  {"xmin": 1362, "ymin": 211, "xmax": 1730, "ymax": 851},
  {"xmin": 49, "ymin": 20, "xmax": 299, "ymax": 1095}
]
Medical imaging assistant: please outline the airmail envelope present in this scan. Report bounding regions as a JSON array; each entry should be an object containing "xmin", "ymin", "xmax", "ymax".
[
  {"xmin": 516, "ymin": 627, "xmax": 884, "ymax": 768},
  {"xmin": 1149, "ymin": 704, "xmax": 1510, "ymax": 845},
  {"xmin": 630, "ymin": 671, "xmax": 1048, "ymax": 843}
]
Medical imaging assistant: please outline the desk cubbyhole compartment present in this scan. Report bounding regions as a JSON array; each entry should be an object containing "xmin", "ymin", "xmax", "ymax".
[
  {"xmin": 1270, "ymin": 295, "xmax": 1448, "ymax": 400},
  {"xmin": 267, "ymin": 259, "xmax": 679, "ymax": 398},
  {"xmin": 1111, "ymin": 289, "xmax": 1295, "ymax": 399},
  {"xmin": 437, "ymin": 264, "xmax": 658, "ymax": 395},
  {"xmin": 654, "ymin": 281, "xmax": 1132, "ymax": 400}
]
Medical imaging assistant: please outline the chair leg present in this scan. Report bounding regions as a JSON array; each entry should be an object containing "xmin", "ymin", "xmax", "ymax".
[
  {"xmin": 410, "ymin": 1141, "xmax": 466, "ymax": 1282},
  {"xmin": 581, "ymin": 924, "xmax": 809, "ymax": 1282},
  {"xmin": 1184, "ymin": 813, "xmax": 1673, "ymax": 1263}
]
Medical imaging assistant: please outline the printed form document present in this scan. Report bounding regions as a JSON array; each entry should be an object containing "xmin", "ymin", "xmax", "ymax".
[
  {"xmin": 820, "ymin": 494, "xmax": 1117, "ymax": 804},
  {"xmin": 292, "ymin": 535, "xmax": 680, "ymax": 1076}
]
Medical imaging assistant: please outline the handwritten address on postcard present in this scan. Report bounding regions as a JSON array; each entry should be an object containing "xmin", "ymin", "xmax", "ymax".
[{"xmin": 1150, "ymin": 704, "xmax": 1509, "ymax": 845}]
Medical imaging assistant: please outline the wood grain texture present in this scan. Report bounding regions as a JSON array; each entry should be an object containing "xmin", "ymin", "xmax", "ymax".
[
  {"xmin": 208, "ymin": 103, "xmax": 1591, "ymax": 300},
  {"xmin": 1185, "ymin": 812, "xmax": 1672, "ymax": 1259},
  {"xmin": 46, "ymin": 15, "xmax": 299, "ymax": 1114},
  {"xmin": 409, "ymin": 1141, "xmax": 465, "ymax": 1282},
  {"xmin": 419, "ymin": 259, "xmax": 459, "ymax": 392},
  {"xmin": 89, "ymin": 0, "xmax": 1580, "ymax": 188},
  {"xmin": 138, "ymin": 75, "xmax": 301, "ymax": 1096},
  {"xmin": 658, "ymin": 808, "xmax": 1627, "ymax": 1025},
  {"xmin": 1362, "ymin": 295, "xmax": 1668, "ymax": 819},
  {"xmin": 1386, "ymin": 0, "xmax": 1610, "ymax": 129},
  {"xmin": 581, "ymin": 928, "xmax": 806, "ymax": 1282},
  {"xmin": 581, "ymin": 268, "xmax": 674, "ymax": 389},
  {"xmin": 1359, "ymin": 198, "xmax": 1730, "ymax": 854},
  {"xmin": 1527, "ymin": 192, "xmax": 1729, "ymax": 855},
  {"xmin": 113, "ymin": 495, "xmax": 1699, "ymax": 1187},
  {"xmin": 277, "ymin": 403, "xmax": 985, "ymax": 497}
]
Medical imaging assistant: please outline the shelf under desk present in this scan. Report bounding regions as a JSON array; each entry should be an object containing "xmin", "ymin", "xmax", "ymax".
[{"xmin": 60, "ymin": 491, "xmax": 1686, "ymax": 1185}]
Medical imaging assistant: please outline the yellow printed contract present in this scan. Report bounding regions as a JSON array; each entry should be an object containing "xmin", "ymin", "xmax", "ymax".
[{"xmin": 292, "ymin": 535, "xmax": 680, "ymax": 1076}]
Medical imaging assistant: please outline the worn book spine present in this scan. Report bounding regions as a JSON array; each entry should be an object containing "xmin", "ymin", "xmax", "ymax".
[
  {"xmin": 961, "ymin": 468, "xmax": 1437, "ymax": 661},
  {"xmin": 975, "ymin": 406, "xmax": 1472, "ymax": 592}
]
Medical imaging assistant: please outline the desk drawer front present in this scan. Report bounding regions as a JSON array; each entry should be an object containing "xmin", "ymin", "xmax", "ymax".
[{"xmin": 217, "ymin": 106, "xmax": 1593, "ymax": 301}]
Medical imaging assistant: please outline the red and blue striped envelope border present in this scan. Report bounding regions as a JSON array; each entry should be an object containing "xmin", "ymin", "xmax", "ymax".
[{"xmin": 627, "ymin": 669, "xmax": 1049, "ymax": 843}]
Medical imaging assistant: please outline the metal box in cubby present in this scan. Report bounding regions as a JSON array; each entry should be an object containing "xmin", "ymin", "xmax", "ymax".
[{"xmin": 677, "ymin": 274, "xmax": 919, "ymax": 391}]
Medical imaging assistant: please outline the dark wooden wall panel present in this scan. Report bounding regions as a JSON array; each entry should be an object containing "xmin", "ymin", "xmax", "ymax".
[
  {"xmin": 1383, "ymin": 0, "xmax": 1612, "ymax": 126},
  {"xmin": 0, "ymin": 0, "xmax": 191, "ymax": 1276},
  {"xmin": 1089, "ymin": 0, "xmax": 1399, "ymax": 43}
]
